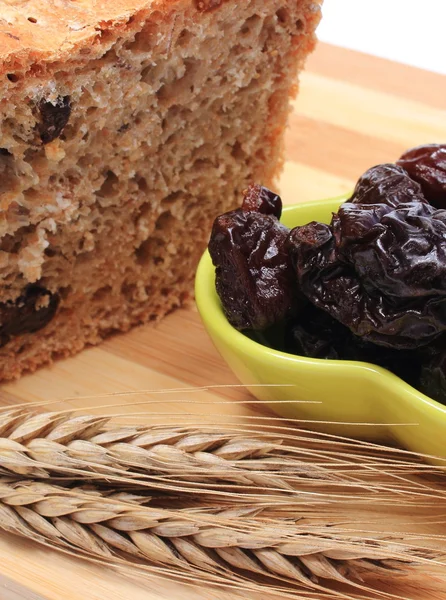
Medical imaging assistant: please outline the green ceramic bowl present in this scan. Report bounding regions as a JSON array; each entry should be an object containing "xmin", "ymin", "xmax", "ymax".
[{"xmin": 195, "ymin": 197, "xmax": 446, "ymax": 461}]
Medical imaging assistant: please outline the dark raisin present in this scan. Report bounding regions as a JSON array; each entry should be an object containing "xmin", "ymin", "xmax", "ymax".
[
  {"xmin": 0, "ymin": 148, "xmax": 11, "ymax": 157},
  {"xmin": 397, "ymin": 144, "xmax": 446, "ymax": 209},
  {"xmin": 0, "ymin": 285, "xmax": 60, "ymax": 347},
  {"xmin": 38, "ymin": 96, "xmax": 71, "ymax": 144},
  {"xmin": 242, "ymin": 184, "xmax": 282, "ymax": 218},
  {"xmin": 209, "ymin": 186, "xmax": 301, "ymax": 331}
]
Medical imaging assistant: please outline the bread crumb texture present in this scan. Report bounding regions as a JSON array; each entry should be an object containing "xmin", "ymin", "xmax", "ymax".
[{"xmin": 0, "ymin": 0, "xmax": 321, "ymax": 379}]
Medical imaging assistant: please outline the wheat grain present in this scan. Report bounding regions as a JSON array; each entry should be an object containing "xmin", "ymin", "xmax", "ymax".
[
  {"xmin": 0, "ymin": 408, "xmax": 444, "ymax": 598},
  {"xmin": 0, "ymin": 480, "xmax": 440, "ymax": 600},
  {"xmin": 0, "ymin": 410, "xmax": 444, "ymax": 506}
]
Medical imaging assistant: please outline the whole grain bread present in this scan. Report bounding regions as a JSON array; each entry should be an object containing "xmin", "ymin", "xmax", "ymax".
[{"xmin": 0, "ymin": 0, "xmax": 322, "ymax": 380}]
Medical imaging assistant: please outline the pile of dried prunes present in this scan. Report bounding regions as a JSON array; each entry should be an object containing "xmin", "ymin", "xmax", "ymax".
[{"xmin": 208, "ymin": 144, "xmax": 446, "ymax": 404}]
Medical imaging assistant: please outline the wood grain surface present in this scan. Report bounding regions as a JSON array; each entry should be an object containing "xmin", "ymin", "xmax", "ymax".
[{"xmin": 1, "ymin": 42, "xmax": 446, "ymax": 599}]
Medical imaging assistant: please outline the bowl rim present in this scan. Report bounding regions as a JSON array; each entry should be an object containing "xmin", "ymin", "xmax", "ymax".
[{"xmin": 195, "ymin": 196, "xmax": 446, "ymax": 415}]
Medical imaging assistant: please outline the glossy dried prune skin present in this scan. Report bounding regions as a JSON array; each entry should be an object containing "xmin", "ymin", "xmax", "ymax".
[
  {"xmin": 209, "ymin": 185, "xmax": 299, "ymax": 331},
  {"xmin": 242, "ymin": 184, "xmax": 282, "ymax": 218},
  {"xmin": 350, "ymin": 164, "xmax": 425, "ymax": 208},
  {"xmin": 334, "ymin": 164, "xmax": 425, "ymax": 259},
  {"xmin": 288, "ymin": 209, "xmax": 446, "ymax": 349},
  {"xmin": 334, "ymin": 200, "xmax": 446, "ymax": 298},
  {"xmin": 0, "ymin": 285, "xmax": 60, "ymax": 347},
  {"xmin": 38, "ymin": 96, "xmax": 71, "ymax": 144},
  {"xmin": 397, "ymin": 144, "xmax": 446, "ymax": 209},
  {"xmin": 288, "ymin": 160, "xmax": 446, "ymax": 349},
  {"xmin": 333, "ymin": 165, "xmax": 427, "ymax": 264}
]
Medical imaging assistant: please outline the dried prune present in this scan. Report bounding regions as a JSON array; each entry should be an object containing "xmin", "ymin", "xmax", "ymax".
[
  {"xmin": 350, "ymin": 164, "xmax": 425, "ymax": 208},
  {"xmin": 0, "ymin": 285, "xmax": 60, "ymax": 347},
  {"xmin": 283, "ymin": 304, "xmax": 421, "ymax": 386},
  {"xmin": 242, "ymin": 184, "xmax": 282, "ymax": 218},
  {"xmin": 333, "ymin": 199, "xmax": 446, "ymax": 299},
  {"xmin": 333, "ymin": 164, "xmax": 426, "ymax": 266},
  {"xmin": 397, "ymin": 144, "xmax": 446, "ymax": 209},
  {"xmin": 209, "ymin": 185, "xmax": 300, "ymax": 331},
  {"xmin": 38, "ymin": 96, "xmax": 71, "ymax": 144},
  {"xmin": 288, "ymin": 210, "xmax": 446, "ymax": 349},
  {"xmin": 284, "ymin": 304, "xmax": 349, "ymax": 360},
  {"xmin": 332, "ymin": 165, "xmax": 427, "ymax": 274},
  {"xmin": 286, "ymin": 157, "xmax": 446, "ymax": 349}
]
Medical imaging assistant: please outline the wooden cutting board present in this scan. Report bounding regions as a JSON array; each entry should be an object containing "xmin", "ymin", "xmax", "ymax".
[{"xmin": 0, "ymin": 42, "xmax": 445, "ymax": 600}]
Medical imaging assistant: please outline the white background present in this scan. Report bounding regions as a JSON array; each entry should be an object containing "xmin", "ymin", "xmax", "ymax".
[{"xmin": 318, "ymin": 0, "xmax": 446, "ymax": 75}]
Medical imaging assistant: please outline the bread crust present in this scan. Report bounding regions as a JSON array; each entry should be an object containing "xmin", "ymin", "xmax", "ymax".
[
  {"xmin": 0, "ymin": 0, "xmax": 191, "ymax": 76},
  {"xmin": 0, "ymin": 1, "xmax": 321, "ymax": 77}
]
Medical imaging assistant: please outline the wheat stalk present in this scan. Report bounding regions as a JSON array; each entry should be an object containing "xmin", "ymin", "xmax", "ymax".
[
  {"xmin": 0, "ymin": 407, "xmax": 444, "ymax": 598},
  {"xmin": 0, "ymin": 410, "xmax": 444, "ymax": 506},
  {"xmin": 0, "ymin": 479, "xmax": 440, "ymax": 600}
]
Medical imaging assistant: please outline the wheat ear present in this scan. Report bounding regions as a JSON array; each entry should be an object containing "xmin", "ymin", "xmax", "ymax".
[
  {"xmin": 0, "ymin": 410, "xmax": 444, "ymax": 505},
  {"xmin": 0, "ymin": 480, "xmax": 440, "ymax": 600}
]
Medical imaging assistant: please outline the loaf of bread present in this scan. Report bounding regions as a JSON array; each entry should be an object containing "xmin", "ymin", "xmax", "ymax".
[{"xmin": 0, "ymin": 0, "xmax": 322, "ymax": 380}]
